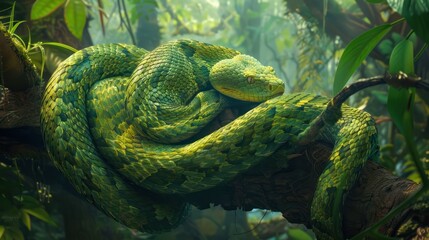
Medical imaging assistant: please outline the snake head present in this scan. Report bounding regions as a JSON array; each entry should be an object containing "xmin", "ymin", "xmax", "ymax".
[{"xmin": 210, "ymin": 54, "xmax": 285, "ymax": 102}]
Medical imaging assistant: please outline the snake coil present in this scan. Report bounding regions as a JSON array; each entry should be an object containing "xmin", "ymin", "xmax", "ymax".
[{"xmin": 41, "ymin": 40, "xmax": 378, "ymax": 238}]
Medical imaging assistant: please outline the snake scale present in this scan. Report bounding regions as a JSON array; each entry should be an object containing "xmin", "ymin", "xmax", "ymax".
[{"xmin": 40, "ymin": 40, "xmax": 379, "ymax": 239}]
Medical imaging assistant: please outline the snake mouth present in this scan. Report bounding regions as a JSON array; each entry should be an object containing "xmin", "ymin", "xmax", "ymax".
[
  {"xmin": 218, "ymin": 87, "xmax": 246, "ymax": 100},
  {"xmin": 218, "ymin": 87, "xmax": 238, "ymax": 95},
  {"xmin": 218, "ymin": 87, "xmax": 282, "ymax": 102},
  {"xmin": 273, "ymin": 91, "xmax": 283, "ymax": 97}
]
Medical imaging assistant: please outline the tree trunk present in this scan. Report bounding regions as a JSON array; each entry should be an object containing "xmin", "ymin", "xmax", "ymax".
[{"xmin": 135, "ymin": 1, "xmax": 161, "ymax": 50}]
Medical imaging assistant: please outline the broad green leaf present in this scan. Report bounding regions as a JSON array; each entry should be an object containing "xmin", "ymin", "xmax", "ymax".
[
  {"xmin": 19, "ymin": 195, "xmax": 42, "ymax": 209},
  {"xmin": 387, "ymin": 0, "xmax": 429, "ymax": 44},
  {"xmin": 0, "ymin": 225, "xmax": 5, "ymax": 238},
  {"xmin": 389, "ymin": 39, "xmax": 414, "ymax": 74},
  {"xmin": 31, "ymin": 0, "xmax": 65, "ymax": 20},
  {"xmin": 387, "ymin": 86, "xmax": 413, "ymax": 137},
  {"xmin": 22, "ymin": 208, "xmax": 56, "ymax": 226},
  {"xmin": 21, "ymin": 211, "xmax": 31, "ymax": 230},
  {"xmin": 387, "ymin": 39, "xmax": 415, "ymax": 134},
  {"xmin": 288, "ymin": 228, "xmax": 314, "ymax": 240},
  {"xmin": 386, "ymin": 38, "xmax": 422, "ymax": 185},
  {"xmin": 333, "ymin": 24, "xmax": 392, "ymax": 94},
  {"xmin": 64, "ymin": 0, "xmax": 87, "ymax": 40},
  {"xmin": 387, "ymin": 0, "xmax": 404, "ymax": 12}
]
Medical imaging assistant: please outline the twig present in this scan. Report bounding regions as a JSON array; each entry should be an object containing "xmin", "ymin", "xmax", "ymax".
[
  {"xmin": 297, "ymin": 73, "xmax": 429, "ymax": 145},
  {"xmin": 117, "ymin": 0, "xmax": 136, "ymax": 45}
]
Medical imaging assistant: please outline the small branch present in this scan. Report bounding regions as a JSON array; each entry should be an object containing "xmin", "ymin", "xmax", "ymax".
[
  {"xmin": 158, "ymin": 0, "xmax": 192, "ymax": 35},
  {"xmin": 297, "ymin": 74, "xmax": 429, "ymax": 145}
]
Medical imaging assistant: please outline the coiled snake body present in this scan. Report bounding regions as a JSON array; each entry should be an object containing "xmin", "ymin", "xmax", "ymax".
[{"xmin": 40, "ymin": 40, "xmax": 378, "ymax": 238}]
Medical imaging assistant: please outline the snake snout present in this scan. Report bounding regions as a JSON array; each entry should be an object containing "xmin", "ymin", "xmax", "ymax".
[
  {"xmin": 267, "ymin": 78, "xmax": 285, "ymax": 97},
  {"xmin": 269, "ymin": 83, "xmax": 284, "ymax": 97},
  {"xmin": 261, "ymin": 66, "xmax": 284, "ymax": 97}
]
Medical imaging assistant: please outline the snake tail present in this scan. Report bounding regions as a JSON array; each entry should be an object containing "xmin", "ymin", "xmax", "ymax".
[{"xmin": 310, "ymin": 103, "xmax": 379, "ymax": 239}]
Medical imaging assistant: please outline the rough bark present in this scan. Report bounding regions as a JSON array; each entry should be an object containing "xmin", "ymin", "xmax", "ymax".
[{"xmin": 186, "ymin": 142, "xmax": 424, "ymax": 239}]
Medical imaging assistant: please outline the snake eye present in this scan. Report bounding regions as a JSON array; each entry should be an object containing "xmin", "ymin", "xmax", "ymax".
[{"xmin": 247, "ymin": 77, "xmax": 255, "ymax": 84}]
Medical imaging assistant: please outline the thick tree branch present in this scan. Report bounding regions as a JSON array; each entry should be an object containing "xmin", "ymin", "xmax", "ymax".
[
  {"xmin": 1, "ymin": 73, "xmax": 428, "ymax": 238},
  {"xmin": 186, "ymin": 143, "xmax": 423, "ymax": 239}
]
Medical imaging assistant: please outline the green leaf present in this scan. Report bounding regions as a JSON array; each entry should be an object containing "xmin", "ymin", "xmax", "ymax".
[
  {"xmin": 287, "ymin": 228, "xmax": 314, "ymax": 240},
  {"xmin": 389, "ymin": 39, "xmax": 415, "ymax": 74},
  {"xmin": 387, "ymin": 38, "xmax": 427, "ymax": 186},
  {"xmin": 21, "ymin": 211, "xmax": 31, "ymax": 230},
  {"xmin": 42, "ymin": 42, "xmax": 78, "ymax": 53},
  {"xmin": 387, "ymin": 0, "xmax": 404, "ymax": 12},
  {"xmin": 366, "ymin": 0, "xmax": 387, "ymax": 3},
  {"xmin": 31, "ymin": 0, "xmax": 65, "ymax": 20},
  {"xmin": 22, "ymin": 208, "xmax": 56, "ymax": 226},
  {"xmin": 388, "ymin": 87, "xmax": 415, "ymax": 135},
  {"xmin": 387, "ymin": 0, "xmax": 429, "ymax": 44},
  {"xmin": 64, "ymin": 0, "xmax": 87, "ymax": 40},
  {"xmin": 0, "ymin": 225, "xmax": 5, "ymax": 238},
  {"xmin": 9, "ymin": 21, "xmax": 26, "ymax": 35},
  {"xmin": 333, "ymin": 24, "xmax": 392, "ymax": 94},
  {"xmin": 19, "ymin": 195, "xmax": 42, "ymax": 210},
  {"xmin": 387, "ymin": 39, "xmax": 415, "ymax": 134}
]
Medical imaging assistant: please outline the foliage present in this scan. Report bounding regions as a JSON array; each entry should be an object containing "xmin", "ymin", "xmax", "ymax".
[
  {"xmin": 387, "ymin": 0, "xmax": 429, "ymax": 44},
  {"xmin": 5, "ymin": 3, "xmax": 77, "ymax": 78},
  {"xmin": 333, "ymin": 0, "xmax": 429, "ymax": 238},
  {"xmin": 333, "ymin": 23, "xmax": 394, "ymax": 94},
  {"xmin": 387, "ymin": 39, "xmax": 415, "ymax": 141},
  {"xmin": 0, "ymin": 163, "xmax": 56, "ymax": 240},
  {"xmin": 31, "ymin": 0, "xmax": 87, "ymax": 40},
  {"xmin": 334, "ymin": 0, "xmax": 429, "ymax": 92},
  {"xmin": 292, "ymin": 21, "xmax": 335, "ymax": 95},
  {"xmin": 0, "ymin": 4, "xmax": 79, "ymax": 239}
]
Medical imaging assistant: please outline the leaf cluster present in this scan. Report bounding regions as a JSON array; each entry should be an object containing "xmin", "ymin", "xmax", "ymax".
[
  {"xmin": 31, "ymin": 0, "xmax": 87, "ymax": 40},
  {"xmin": 0, "ymin": 163, "xmax": 56, "ymax": 240},
  {"xmin": 332, "ymin": 0, "xmax": 429, "ymax": 238}
]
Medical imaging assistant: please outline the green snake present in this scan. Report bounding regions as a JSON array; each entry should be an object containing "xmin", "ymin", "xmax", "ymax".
[{"xmin": 40, "ymin": 40, "xmax": 378, "ymax": 239}]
